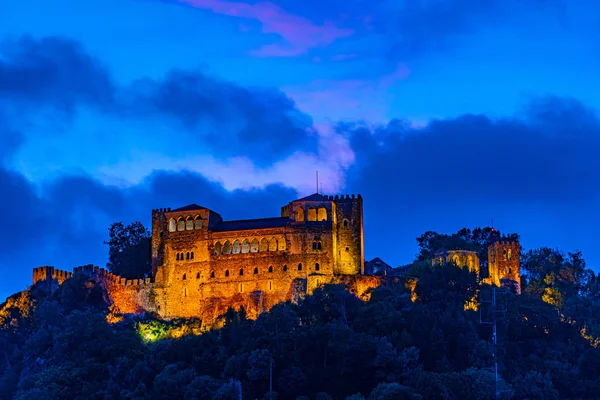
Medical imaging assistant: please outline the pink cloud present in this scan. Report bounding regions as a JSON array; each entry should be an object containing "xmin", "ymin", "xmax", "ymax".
[{"xmin": 178, "ymin": 0, "xmax": 353, "ymax": 56}]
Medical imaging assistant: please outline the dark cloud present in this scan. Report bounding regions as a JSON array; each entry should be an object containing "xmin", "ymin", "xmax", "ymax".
[
  {"xmin": 0, "ymin": 164, "xmax": 298, "ymax": 300},
  {"xmin": 0, "ymin": 36, "xmax": 317, "ymax": 164},
  {"xmin": 342, "ymin": 95, "xmax": 600, "ymax": 269},
  {"xmin": 0, "ymin": 36, "xmax": 115, "ymax": 114}
]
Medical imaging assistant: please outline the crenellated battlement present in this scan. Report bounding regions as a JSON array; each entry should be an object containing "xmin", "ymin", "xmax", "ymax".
[{"xmin": 152, "ymin": 207, "xmax": 172, "ymax": 215}]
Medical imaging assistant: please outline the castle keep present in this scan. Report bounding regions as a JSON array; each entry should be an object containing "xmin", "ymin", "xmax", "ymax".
[
  {"xmin": 34, "ymin": 193, "xmax": 380, "ymax": 324},
  {"xmin": 32, "ymin": 193, "xmax": 522, "ymax": 325}
]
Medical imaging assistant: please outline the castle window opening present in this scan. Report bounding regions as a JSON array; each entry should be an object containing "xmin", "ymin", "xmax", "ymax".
[
  {"xmin": 343, "ymin": 219, "xmax": 349, "ymax": 227},
  {"xmin": 225, "ymin": 270, "xmax": 230, "ymax": 277},
  {"xmin": 232, "ymin": 240, "xmax": 241, "ymax": 254},
  {"xmin": 345, "ymin": 247, "xmax": 349, "ymax": 252},
  {"xmin": 176, "ymin": 253, "xmax": 180, "ymax": 261},
  {"xmin": 250, "ymin": 239, "xmax": 259, "ymax": 252},
  {"xmin": 214, "ymin": 241, "xmax": 222, "ymax": 255},
  {"xmin": 184, "ymin": 288, "xmax": 187, "ymax": 297},
  {"xmin": 239, "ymin": 283, "xmax": 243, "ymax": 292},
  {"xmin": 182, "ymin": 273, "xmax": 187, "ymax": 280},
  {"xmin": 269, "ymin": 281, "xmax": 272, "ymax": 291},
  {"xmin": 242, "ymin": 239, "xmax": 250, "ymax": 253},
  {"xmin": 194, "ymin": 217, "xmax": 203, "ymax": 230},
  {"xmin": 159, "ymin": 232, "xmax": 163, "ymax": 238},
  {"xmin": 254, "ymin": 267, "xmax": 258, "ymax": 275},
  {"xmin": 169, "ymin": 219, "xmax": 176, "ymax": 232},
  {"xmin": 317, "ymin": 242, "xmax": 322, "ymax": 250},
  {"xmin": 295, "ymin": 207, "xmax": 305, "ymax": 222},
  {"xmin": 191, "ymin": 251, "xmax": 194, "ymax": 259},
  {"xmin": 509, "ymin": 267, "xmax": 512, "ymax": 274},
  {"xmin": 260, "ymin": 238, "xmax": 269, "ymax": 252},
  {"xmin": 186, "ymin": 252, "xmax": 190, "ymax": 260},
  {"xmin": 315, "ymin": 263, "xmax": 320, "ymax": 271},
  {"xmin": 239, "ymin": 268, "xmax": 244, "ymax": 276},
  {"xmin": 196, "ymin": 272, "xmax": 200, "ymax": 279},
  {"xmin": 317, "ymin": 207, "xmax": 327, "ymax": 221},
  {"xmin": 210, "ymin": 271, "xmax": 215, "ymax": 278},
  {"xmin": 186, "ymin": 218, "xmax": 194, "ymax": 230},
  {"xmin": 312, "ymin": 241, "xmax": 318, "ymax": 250},
  {"xmin": 508, "ymin": 249, "xmax": 512, "ymax": 260},
  {"xmin": 268, "ymin": 265, "xmax": 273, "ymax": 273},
  {"xmin": 307, "ymin": 207, "xmax": 317, "ymax": 221},
  {"xmin": 298, "ymin": 263, "xmax": 303, "ymax": 271},
  {"xmin": 223, "ymin": 241, "xmax": 231, "ymax": 254},
  {"xmin": 503, "ymin": 249, "xmax": 507, "ymax": 261},
  {"xmin": 177, "ymin": 218, "xmax": 185, "ymax": 231},
  {"xmin": 283, "ymin": 265, "xmax": 288, "ymax": 272},
  {"xmin": 269, "ymin": 238, "xmax": 278, "ymax": 252}
]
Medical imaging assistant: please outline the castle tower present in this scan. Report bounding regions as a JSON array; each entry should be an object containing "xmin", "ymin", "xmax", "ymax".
[
  {"xmin": 488, "ymin": 241, "xmax": 521, "ymax": 293},
  {"xmin": 334, "ymin": 194, "xmax": 364, "ymax": 275},
  {"xmin": 151, "ymin": 208, "xmax": 169, "ymax": 273}
]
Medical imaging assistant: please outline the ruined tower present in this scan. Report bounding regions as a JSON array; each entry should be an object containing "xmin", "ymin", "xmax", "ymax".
[{"xmin": 488, "ymin": 241, "xmax": 521, "ymax": 293}]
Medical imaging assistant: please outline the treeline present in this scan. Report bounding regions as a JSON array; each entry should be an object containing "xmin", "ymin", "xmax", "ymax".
[{"xmin": 1, "ymin": 228, "xmax": 600, "ymax": 399}]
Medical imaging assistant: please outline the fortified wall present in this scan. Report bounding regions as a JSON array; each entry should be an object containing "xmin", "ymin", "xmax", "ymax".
[{"xmin": 32, "ymin": 193, "xmax": 384, "ymax": 326}]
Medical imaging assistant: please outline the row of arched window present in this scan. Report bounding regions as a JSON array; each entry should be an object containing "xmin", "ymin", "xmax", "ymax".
[
  {"xmin": 295, "ymin": 206, "xmax": 328, "ymax": 222},
  {"xmin": 181, "ymin": 262, "xmax": 321, "ymax": 281},
  {"xmin": 168, "ymin": 216, "xmax": 203, "ymax": 232},
  {"xmin": 176, "ymin": 252, "xmax": 194, "ymax": 261},
  {"xmin": 214, "ymin": 237, "xmax": 285, "ymax": 255}
]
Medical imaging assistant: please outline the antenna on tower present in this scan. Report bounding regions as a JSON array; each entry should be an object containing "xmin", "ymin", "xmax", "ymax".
[{"xmin": 316, "ymin": 170, "xmax": 319, "ymax": 194}]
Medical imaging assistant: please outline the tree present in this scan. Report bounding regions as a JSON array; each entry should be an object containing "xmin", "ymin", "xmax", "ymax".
[{"xmin": 105, "ymin": 221, "xmax": 151, "ymax": 278}]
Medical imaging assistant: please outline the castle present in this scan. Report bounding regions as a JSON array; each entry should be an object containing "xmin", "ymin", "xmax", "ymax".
[{"xmin": 32, "ymin": 193, "xmax": 522, "ymax": 325}]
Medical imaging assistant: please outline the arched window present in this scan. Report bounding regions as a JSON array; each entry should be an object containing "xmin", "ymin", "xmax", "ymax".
[
  {"xmin": 241, "ymin": 239, "xmax": 250, "ymax": 253},
  {"xmin": 283, "ymin": 265, "xmax": 288, "ymax": 272},
  {"xmin": 191, "ymin": 251, "xmax": 194, "ymax": 260},
  {"xmin": 269, "ymin": 281, "xmax": 272, "ymax": 291},
  {"xmin": 268, "ymin": 265, "xmax": 273, "ymax": 273},
  {"xmin": 225, "ymin": 270, "xmax": 230, "ymax": 277},
  {"xmin": 250, "ymin": 239, "xmax": 259, "ymax": 253},
  {"xmin": 307, "ymin": 207, "xmax": 317, "ymax": 221},
  {"xmin": 232, "ymin": 240, "xmax": 241, "ymax": 254},
  {"xmin": 176, "ymin": 253, "xmax": 180, "ymax": 261},
  {"xmin": 182, "ymin": 273, "xmax": 187, "ymax": 280},
  {"xmin": 254, "ymin": 267, "xmax": 258, "ymax": 275},
  {"xmin": 214, "ymin": 242, "xmax": 222, "ymax": 255},
  {"xmin": 295, "ymin": 207, "xmax": 304, "ymax": 222},
  {"xmin": 509, "ymin": 267, "xmax": 513, "ymax": 274},
  {"xmin": 298, "ymin": 263, "xmax": 303, "ymax": 271},
  {"xmin": 317, "ymin": 242, "xmax": 322, "ymax": 250},
  {"xmin": 239, "ymin": 268, "xmax": 244, "ymax": 276},
  {"xmin": 210, "ymin": 271, "xmax": 215, "ymax": 278},
  {"xmin": 177, "ymin": 217, "xmax": 185, "ymax": 231},
  {"xmin": 186, "ymin": 217, "xmax": 194, "ymax": 230},
  {"xmin": 268, "ymin": 238, "xmax": 278, "ymax": 252},
  {"xmin": 184, "ymin": 287, "xmax": 187, "ymax": 297},
  {"xmin": 343, "ymin": 219, "xmax": 349, "ymax": 227},
  {"xmin": 315, "ymin": 263, "xmax": 320, "ymax": 271},
  {"xmin": 168, "ymin": 219, "xmax": 177, "ymax": 232},
  {"xmin": 196, "ymin": 272, "xmax": 200, "ymax": 279},
  {"xmin": 260, "ymin": 238, "xmax": 269, "ymax": 252},
  {"xmin": 194, "ymin": 217, "xmax": 203, "ymax": 230},
  {"xmin": 186, "ymin": 252, "xmax": 189, "ymax": 260},
  {"xmin": 312, "ymin": 241, "xmax": 318, "ymax": 250},
  {"xmin": 507, "ymin": 249, "xmax": 512, "ymax": 261},
  {"xmin": 223, "ymin": 241, "xmax": 231, "ymax": 254},
  {"xmin": 503, "ymin": 249, "xmax": 508, "ymax": 261},
  {"xmin": 239, "ymin": 283, "xmax": 243, "ymax": 293},
  {"xmin": 278, "ymin": 237, "xmax": 286, "ymax": 250},
  {"xmin": 318, "ymin": 207, "xmax": 327, "ymax": 221}
]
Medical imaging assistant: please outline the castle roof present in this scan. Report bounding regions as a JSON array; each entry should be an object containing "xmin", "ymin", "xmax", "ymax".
[
  {"xmin": 213, "ymin": 217, "xmax": 289, "ymax": 232},
  {"xmin": 171, "ymin": 204, "xmax": 206, "ymax": 212},
  {"xmin": 295, "ymin": 193, "xmax": 330, "ymax": 202}
]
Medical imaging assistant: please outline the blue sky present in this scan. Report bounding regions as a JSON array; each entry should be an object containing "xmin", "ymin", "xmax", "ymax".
[{"xmin": 1, "ymin": 0, "xmax": 600, "ymax": 300}]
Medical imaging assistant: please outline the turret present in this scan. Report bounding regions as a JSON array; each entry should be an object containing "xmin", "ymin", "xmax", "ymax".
[{"xmin": 488, "ymin": 241, "xmax": 521, "ymax": 293}]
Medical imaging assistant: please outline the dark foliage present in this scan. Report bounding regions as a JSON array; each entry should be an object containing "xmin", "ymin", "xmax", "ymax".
[
  {"xmin": 2, "ymin": 230, "xmax": 600, "ymax": 399},
  {"xmin": 105, "ymin": 221, "xmax": 151, "ymax": 279}
]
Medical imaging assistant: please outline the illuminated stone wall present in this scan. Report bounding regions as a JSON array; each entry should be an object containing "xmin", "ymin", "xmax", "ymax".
[
  {"xmin": 432, "ymin": 250, "xmax": 480, "ymax": 275},
  {"xmin": 31, "ymin": 193, "xmax": 371, "ymax": 327},
  {"xmin": 488, "ymin": 241, "xmax": 521, "ymax": 293}
]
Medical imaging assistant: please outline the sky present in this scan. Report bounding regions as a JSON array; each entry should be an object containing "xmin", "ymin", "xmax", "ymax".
[{"xmin": 1, "ymin": 0, "xmax": 600, "ymax": 300}]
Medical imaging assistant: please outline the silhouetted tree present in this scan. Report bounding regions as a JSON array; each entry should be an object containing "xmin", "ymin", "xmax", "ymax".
[{"xmin": 105, "ymin": 221, "xmax": 151, "ymax": 278}]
